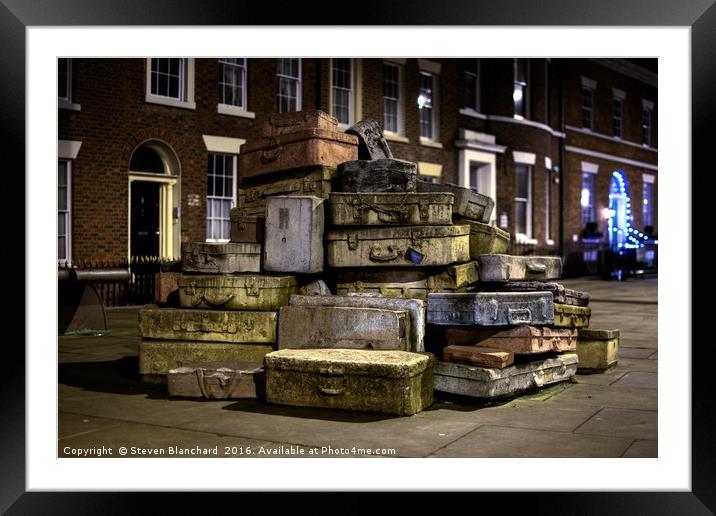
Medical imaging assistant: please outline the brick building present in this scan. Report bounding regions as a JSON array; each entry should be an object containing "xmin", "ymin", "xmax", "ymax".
[{"xmin": 57, "ymin": 57, "xmax": 657, "ymax": 266}]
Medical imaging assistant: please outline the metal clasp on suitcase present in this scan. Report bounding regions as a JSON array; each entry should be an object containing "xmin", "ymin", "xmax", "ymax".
[
  {"xmin": 347, "ymin": 233, "xmax": 359, "ymax": 250},
  {"xmin": 302, "ymin": 178, "xmax": 317, "ymax": 193},
  {"xmin": 317, "ymin": 367, "xmax": 346, "ymax": 396},
  {"xmin": 507, "ymin": 307, "xmax": 532, "ymax": 324},
  {"xmin": 261, "ymin": 138, "xmax": 282, "ymax": 162},
  {"xmin": 526, "ymin": 260, "xmax": 547, "ymax": 276},
  {"xmin": 200, "ymin": 313, "xmax": 238, "ymax": 334},
  {"xmin": 418, "ymin": 199, "xmax": 430, "ymax": 221},
  {"xmin": 195, "ymin": 368, "xmax": 242, "ymax": 400},
  {"xmin": 369, "ymin": 244, "xmax": 402, "ymax": 262},
  {"xmin": 245, "ymin": 278, "xmax": 260, "ymax": 297}
]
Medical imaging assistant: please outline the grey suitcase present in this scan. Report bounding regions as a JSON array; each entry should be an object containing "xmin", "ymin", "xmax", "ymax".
[
  {"xmin": 181, "ymin": 242, "xmax": 260, "ymax": 274},
  {"xmin": 288, "ymin": 294, "xmax": 425, "ymax": 352},
  {"xmin": 478, "ymin": 254, "xmax": 562, "ymax": 281},
  {"xmin": 167, "ymin": 362, "xmax": 265, "ymax": 399},
  {"xmin": 263, "ymin": 195, "xmax": 324, "ymax": 273},
  {"xmin": 178, "ymin": 274, "xmax": 298, "ymax": 311},
  {"xmin": 329, "ymin": 192, "xmax": 454, "ymax": 226},
  {"xmin": 326, "ymin": 225, "xmax": 470, "ymax": 268},
  {"xmin": 277, "ymin": 305, "xmax": 410, "ymax": 351},
  {"xmin": 456, "ymin": 219, "xmax": 510, "ymax": 258},
  {"xmin": 416, "ymin": 180, "xmax": 494, "ymax": 223},
  {"xmin": 337, "ymin": 159, "xmax": 417, "ymax": 193},
  {"xmin": 433, "ymin": 353, "xmax": 578, "ymax": 399},
  {"xmin": 479, "ymin": 281, "xmax": 590, "ymax": 306},
  {"xmin": 426, "ymin": 291, "xmax": 554, "ymax": 326},
  {"xmin": 345, "ymin": 119, "xmax": 394, "ymax": 160}
]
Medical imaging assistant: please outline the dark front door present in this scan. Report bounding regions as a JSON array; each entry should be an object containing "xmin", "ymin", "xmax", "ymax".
[{"xmin": 131, "ymin": 181, "xmax": 160, "ymax": 257}]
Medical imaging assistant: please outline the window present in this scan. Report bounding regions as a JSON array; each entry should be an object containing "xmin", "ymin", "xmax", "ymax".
[
  {"xmin": 277, "ymin": 58, "xmax": 301, "ymax": 113},
  {"xmin": 613, "ymin": 97, "xmax": 624, "ymax": 138},
  {"xmin": 383, "ymin": 62, "xmax": 403, "ymax": 134},
  {"xmin": 582, "ymin": 87, "xmax": 594, "ymax": 129},
  {"xmin": 58, "ymin": 160, "xmax": 71, "ymax": 263},
  {"xmin": 331, "ymin": 58, "xmax": 354, "ymax": 125},
  {"xmin": 219, "ymin": 58, "xmax": 246, "ymax": 109},
  {"xmin": 513, "ymin": 58, "xmax": 529, "ymax": 118},
  {"xmin": 206, "ymin": 154, "xmax": 236, "ymax": 241},
  {"xmin": 146, "ymin": 58, "xmax": 195, "ymax": 109},
  {"xmin": 642, "ymin": 108, "xmax": 653, "ymax": 146},
  {"xmin": 643, "ymin": 180, "xmax": 654, "ymax": 227},
  {"xmin": 514, "ymin": 164, "xmax": 532, "ymax": 236},
  {"xmin": 418, "ymin": 71, "xmax": 437, "ymax": 140},
  {"xmin": 463, "ymin": 58, "xmax": 480, "ymax": 111},
  {"xmin": 58, "ymin": 58, "xmax": 71, "ymax": 101},
  {"xmin": 581, "ymin": 172, "xmax": 597, "ymax": 227},
  {"xmin": 545, "ymin": 171, "xmax": 552, "ymax": 242}
]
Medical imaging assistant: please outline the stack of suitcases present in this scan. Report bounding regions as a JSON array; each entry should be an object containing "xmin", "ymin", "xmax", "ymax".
[{"xmin": 136, "ymin": 109, "xmax": 619, "ymax": 412}]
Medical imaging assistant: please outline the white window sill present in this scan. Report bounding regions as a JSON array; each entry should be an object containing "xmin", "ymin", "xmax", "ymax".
[
  {"xmin": 58, "ymin": 99, "xmax": 81, "ymax": 111},
  {"xmin": 385, "ymin": 132, "xmax": 410, "ymax": 144},
  {"xmin": 146, "ymin": 94, "xmax": 196, "ymax": 111},
  {"xmin": 515, "ymin": 234, "xmax": 538, "ymax": 245},
  {"xmin": 546, "ymin": 239, "xmax": 555, "ymax": 246},
  {"xmin": 459, "ymin": 107, "xmax": 486, "ymax": 119},
  {"xmin": 217, "ymin": 104, "xmax": 255, "ymax": 119},
  {"xmin": 420, "ymin": 137, "xmax": 443, "ymax": 149},
  {"xmin": 205, "ymin": 238, "xmax": 230, "ymax": 243}
]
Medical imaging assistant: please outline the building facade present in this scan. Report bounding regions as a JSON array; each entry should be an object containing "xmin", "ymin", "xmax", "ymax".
[{"xmin": 58, "ymin": 57, "xmax": 657, "ymax": 266}]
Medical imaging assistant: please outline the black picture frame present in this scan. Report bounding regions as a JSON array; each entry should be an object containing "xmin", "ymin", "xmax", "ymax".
[{"xmin": 2, "ymin": 0, "xmax": 710, "ymax": 512}]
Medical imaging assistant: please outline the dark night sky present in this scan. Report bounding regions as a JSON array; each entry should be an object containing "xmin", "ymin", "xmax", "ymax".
[{"xmin": 624, "ymin": 58, "xmax": 658, "ymax": 74}]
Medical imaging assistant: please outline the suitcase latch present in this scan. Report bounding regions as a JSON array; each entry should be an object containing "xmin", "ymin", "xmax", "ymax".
[
  {"xmin": 302, "ymin": 178, "xmax": 316, "ymax": 192},
  {"xmin": 245, "ymin": 278, "xmax": 260, "ymax": 296},
  {"xmin": 347, "ymin": 233, "xmax": 359, "ymax": 250},
  {"xmin": 409, "ymin": 229, "xmax": 424, "ymax": 248},
  {"xmin": 418, "ymin": 199, "xmax": 429, "ymax": 220}
]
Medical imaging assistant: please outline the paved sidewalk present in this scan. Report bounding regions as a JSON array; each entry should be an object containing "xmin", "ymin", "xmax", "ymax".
[{"xmin": 58, "ymin": 278, "xmax": 657, "ymax": 458}]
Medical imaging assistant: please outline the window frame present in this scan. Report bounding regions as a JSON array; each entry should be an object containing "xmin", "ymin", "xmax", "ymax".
[
  {"xmin": 276, "ymin": 58, "xmax": 302, "ymax": 113},
  {"xmin": 58, "ymin": 159, "xmax": 72, "ymax": 265},
  {"xmin": 545, "ymin": 168, "xmax": 553, "ymax": 243},
  {"xmin": 145, "ymin": 58, "xmax": 196, "ymax": 110},
  {"xmin": 513, "ymin": 58, "xmax": 530, "ymax": 119},
  {"xmin": 418, "ymin": 70, "xmax": 439, "ymax": 142},
  {"xmin": 463, "ymin": 58, "xmax": 481, "ymax": 113},
  {"xmin": 514, "ymin": 163, "xmax": 533, "ymax": 238},
  {"xmin": 643, "ymin": 178, "xmax": 654, "ymax": 227},
  {"xmin": 58, "ymin": 58, "xmax": 81, "ymax": 111},
  {"xmin": 331, "ymin": 58, "xmax": 355, "ymax": 127},
  {"xmin": 383, "ymin": 60, "xmax": 405, "ymax": 137},
  {"xmin": 216, "ymin": 58, "xmax": 255, "ymax": 119},
  {"xmin": 581, "ymin": 171, "xmax": 597, "ymax": 227},
  {"xmin": 205, "ymin": 153, "xmax": 237, "ymax": 243},
  {"xmin": 642, "ymin": 107, "xmax": 653, "ymax": 146},
  {"xmin": 613, "ymin": 96, "xmax": 624, "ymax": 138},
  {"xmin": 581, "ymin": 86, "xmax": 595, "ymax": 130}
]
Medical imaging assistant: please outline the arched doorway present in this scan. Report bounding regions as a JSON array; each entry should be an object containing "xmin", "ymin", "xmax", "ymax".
[
  {"xmin": 128, "ymin": 140, "xmax": 181, "ymax": 259},
  {"xmin": 607, "ymin": 170, "xmax": 642, "ymax": 251}
]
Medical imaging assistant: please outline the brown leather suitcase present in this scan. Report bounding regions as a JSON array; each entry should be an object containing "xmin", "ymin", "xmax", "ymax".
[
  {"xmin": 444, "ymin": 326, "xmax": 577, "ymax": 354},
  {"xmin": 229, "ymin": 211, "xmax": 264, "ymax": 243}
]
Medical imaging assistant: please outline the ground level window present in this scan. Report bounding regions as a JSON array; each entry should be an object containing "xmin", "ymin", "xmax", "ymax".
[{"xmin": 206, "ymin": 154, "xmax": 236, "ymax": 241}]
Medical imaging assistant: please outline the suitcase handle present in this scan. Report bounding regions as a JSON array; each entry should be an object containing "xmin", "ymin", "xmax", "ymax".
[
  {"xmin": 196, "ymin": 369, "xmax": 241, "ymax": 399},
  {"xmin": 526, "ymin": 261, "xmax": 547, "ymax": 273},
  {"xmin": 532, "ymin": 371, "xmax": 545, "ymax": 388},
  {"xmin": 317, "ymin": 368, "xmax": 346, "ymax": 396},
  {"xmin": 507, "ymin": 308, "xmax": 532, "ymax": 324},
  {"xmin": 369, "ymin": 244, "xmax": 401, "ymax": 262},
  {"xmin": 201, "ymin": 294, "xmax": 235, "ymax": 307}
]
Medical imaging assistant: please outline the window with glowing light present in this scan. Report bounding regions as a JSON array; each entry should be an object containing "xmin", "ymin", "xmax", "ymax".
[
  {"xmin": 513, "ymin": 58, "xmax": 528, "ymax": 118},
  {"xmin": 418, "ymin": 71, "xmax": 437, "ymax": 140},
  {"xmin": 643, "ymin": 181, "xmax": 654, "ymax": 227},
  {"xmin": 581, "ymin": 172, "xmax": 596, "ymax": 227}
]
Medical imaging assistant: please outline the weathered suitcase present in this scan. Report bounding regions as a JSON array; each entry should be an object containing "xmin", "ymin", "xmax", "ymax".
[
  {"xmin": 479, "ymin": 281, "xmax": 590, "ymax": 306},
  {"xmin": 329, "ymin": 192, "xmax": 454, "ymax": 226},
  {"xmin": 442, "ymin": 346, "xmax": 514, "ymax": 368},
  {"xmin": 577, "ymin": 328, "xmax": 620, "ymax": 372},
  {"xmin": 416, "ymin": 180, "xmax": 494, "ymax": 223},
  {"xmin": 326, "ymin": 225, "xmax": 470, "ymax": 268},
  {"xmin": 178, "ymin": 274, "xmax": 298, "ymax": 311},
  {"xmin": 239, "ymin": 129, "xmax": 358, "ymax": 180},
  {"xmin": 139, "ymin": 339, "xmax": 274, "ymax": 377},
  {"xmin": 261, "ymin": 110, "xmax": 338, "ymax": 137},
  {"xmin": 345, "ymin": 119, "xmax": 393, "ymax": 160},
  {"xmin": 553, "ymin": 304, "xmax": 592, "ymax": 328},
  {"xmin": 288, "ymin": 294, "xmax": 425, "ymax": 352},
  {"xmin": 456, "ymin": 219, "xmax": 510, "ymax": 258},
  {"xmin": 263, "ymin": 196, "xmax": 324, "ymax": 273},
  {"xmin": 298, "ymin": 279, "xmax": 332, "ymax": 296},
  {"xmin": 181, "ymin": 242, "xmax": 261, "ymax": 274},
  {"xmin": 443, "ymin": 326, "xmax": 577, "ymax": 354},
  {"xmin": 138, "ymin": 305, "xmax": 277, "ymax": 343},
  {"xmin": 167, "ymin": 362, "xmax": 265, "ymax": 399},
  {"xmin": 477, "ymin": 254, "xmax": 562, "ymax": 281},
  {"xmin": 337, "ymin": 159, "xmax": 417, "ymax": 193},
  {"xmin": 433, "ymin": 353, "xmax": 578, "ymax": 399},
  {"xmin": 277, "ymin": 305, "xmax": 410, "ymax": 351},
  {"xmin": 237, "ymin": 166, "xmax": 335, "ymax": 216},
  {"xmin": 264, "ymin": 349, "xmax": 434, "ymax": 416},
  {"xmin": 426, "ymin": 292, "xmax": 554, "ymax": 326},
  {"xmin": 229, "ymin": 211, "xmax": 264, "ymax": 243}
]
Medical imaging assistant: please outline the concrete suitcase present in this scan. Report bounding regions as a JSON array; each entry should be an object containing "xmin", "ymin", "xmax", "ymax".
[
  {"xmin": 261, "ymin": 110, "xmax": 338, "ymax": 137},
  {"xmin": 433, "ymin": 353, "xmax": 578, "ymax": 399},
  {"xmin": 456, "ymin": 219, "xmax": 510, "ymax": 258},
  {"xmin": 345, "ymin": 118, "xmax": 393, "ymax": 160},
  {"xmin": 181, "ymin": 242, "xmax": 260, "ymax": 274},
  {"xmin": 442, "ymin": 346, "xmax": 514, "ymax": 368},
  {"xmin": 444, "ymin": 326, "xmax": 577, "ymax": 354},
  {"xmin": 426, "ymin": 292, "xmax": 554, "ymax": 326},
  {"xmin": 329, "ymin": 192, "xmax": 454, "ymax": 226},
  {"xmin": 264, "ymin": 196, "xmax": 324, "ymax": 273},
  {"xmin": 229, "ymin": 211, "xmax": 264, "ymax": 243},
  {"xmin": 288, "ymin": 294, "xmax": 425, "ymax": 352},
  {"xmin": 480, "ymin": 281, "xmax": 590, "ymax": 306},
  {"xmin": 553, "ymin": 304, "xmax": 592, "ymax": 328},
  {"xmin": 178, "ymin": 274, "xmax": 298, "ymax": 311},
  {"xmin": 237, "ymin": 166, "xmax": 335, "ymax": 216},
  {"xmin": 478, "ymin": 254, "xmax": 562, "ymax": 281},
  {"xmin": 139, "ymin": 339, "xmax": 274, "ymax": 378},
  {"xmin": 337, "ymin": 159, "xmax": 417, "ymax": 193},
  {"xmin": 167, "ymin": 362, "xmax": 265, "ymax": 399},
  {"xmin": 239, "ymin": 129, "xmax": 358, "ymax": 180},
  {"xmin": 277, "ymin": 305, "xmax": 410, "ymax": 351},
  {"xmin": 138, "ymin": 305, "xmax": 277, "ymax": 344},
  {"xmin": 577, "ymin": 328, "xmax": 620, "ymax": 372},
  {"xmin": 264, "ymin": 349, "xmax": 434, "ymax": 416},
  {"xmin": 326, "ymin": 225, "xmax": 470, "ymax": 268},
  {"xmin": 416, "ymin": 180, "xmax": 494, "ymax": 223}
]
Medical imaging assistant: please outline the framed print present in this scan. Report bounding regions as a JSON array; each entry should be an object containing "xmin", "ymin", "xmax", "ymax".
[{"xmin": 2, "ymin": 0, "xmax": 711, "ymax": 512}]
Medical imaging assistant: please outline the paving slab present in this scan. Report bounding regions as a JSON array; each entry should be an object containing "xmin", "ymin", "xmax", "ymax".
[
  {"xmin": 575, "ymin": 407, "xmax": 657, "ymax": 440},
  {"xmin": 619, "ymin": 347, "xmax": 657, "ymax": 359},
  {"xmin": 622, "ymin": 439, "xmax": 658, "ymax": 458},
  {"xmin": 429, "ymin": 425, "xmax": 633, "ymax": 458},
  {"xmin": 614, "ymin": 357, "xmax": 658, "ymax": 373},
  {"xmin": 574, "ymin": 367, "xmax": 628, "ymax": 385},
  {"xmin": 547, "ymin": 383, "xmax": 657, "ymax": 411},
  {"xmin": 59, "ymin": 412, "xmax": 122, "ymax": 439},
  {"xmin": 610, "ymin": 371, "xmax": 658, "ymax": 389}
]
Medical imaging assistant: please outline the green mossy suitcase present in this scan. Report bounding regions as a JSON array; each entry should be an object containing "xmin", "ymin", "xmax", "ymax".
[
  {"xmin": 576, "ymin": 328, "xmax": 620, "ymax": 372},
  {"xmin": 455, "ymin": 219, "xmax": 510, "ymax": 258},
  {"xmin": 477, "ymin": 254, "xmax": 562, "ymax": 281},
  {"xmin": 178, "ymin": 274, "xmax": 298, "ymax": 311},
  {"xmin": 329, "ymin": 192, "xmax": 454, "ymax": 226},
  {"xmin": 553, "ymin": 304, "xmax": 591, "ymax": 328},
  {"xmin": 181, "ymin": 242, "xmax": 261, "ymax": 274},
  {"xmin": 416, "ymin": 180, "xmax": 494, "ymax": 223}
]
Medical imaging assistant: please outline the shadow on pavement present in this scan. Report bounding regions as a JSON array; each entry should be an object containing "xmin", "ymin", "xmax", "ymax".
[
  {"xmin": 59, "ymin": 357, "xmax": 165, "ymax": 400},
  {"xmin": 221, "ymin": 399, "xmax": 400, "ymax": 423}
]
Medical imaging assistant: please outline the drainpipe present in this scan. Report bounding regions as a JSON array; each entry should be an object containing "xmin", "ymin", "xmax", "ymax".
[{"xmin": 558, "ymin": 60, "xmax": 566, "ymax": 259}]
